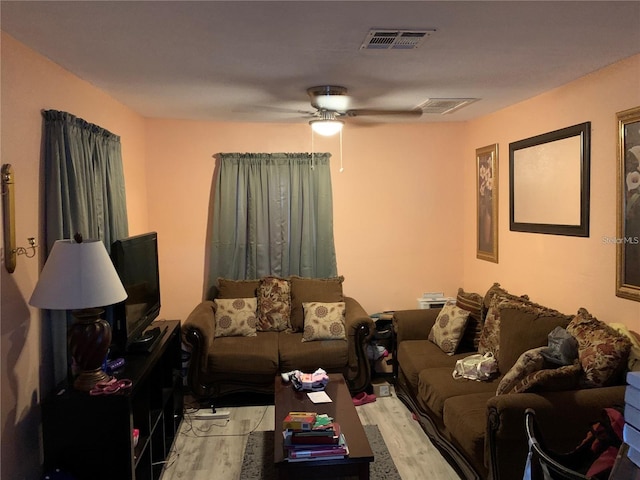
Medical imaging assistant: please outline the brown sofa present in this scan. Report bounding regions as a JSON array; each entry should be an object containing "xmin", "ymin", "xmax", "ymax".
[
  {"xmin": 183, "ymin": 276, "xmax": 374, "ymax": 399},
  {"xmin": 393, "ymin": 284, "xmax": 631, "ymax": 480}
]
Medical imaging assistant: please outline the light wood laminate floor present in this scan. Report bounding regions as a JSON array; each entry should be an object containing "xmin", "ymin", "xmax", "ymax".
[{"xmin": 159, "ymin": 383, "xmax": 461, "ymax": 480}]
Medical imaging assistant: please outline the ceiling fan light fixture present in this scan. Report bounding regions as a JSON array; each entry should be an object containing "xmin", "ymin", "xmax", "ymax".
[{"xmin": 310, "ymin": 119, "xmax": 344, "ymax": 136}]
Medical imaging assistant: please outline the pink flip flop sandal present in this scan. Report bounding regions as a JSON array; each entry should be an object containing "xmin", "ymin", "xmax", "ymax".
[{"xmin": 352, "ymin": 391, "xmax": 377, "ymax": 406}]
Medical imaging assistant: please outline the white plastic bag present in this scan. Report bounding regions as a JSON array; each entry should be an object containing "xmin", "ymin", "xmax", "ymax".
[{"xmin": 452, "ymin": 352, "xmax": 498, "ymax": 381}]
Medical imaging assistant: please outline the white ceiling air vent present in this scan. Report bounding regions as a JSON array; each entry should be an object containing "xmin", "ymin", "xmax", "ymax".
[
  {"xmin": 419, "ymin": 98, "xmax": 479, "ymax": 115},
  {"xmin": 360, "ymin": 29, "xmax": 436, "ymax": 50}
]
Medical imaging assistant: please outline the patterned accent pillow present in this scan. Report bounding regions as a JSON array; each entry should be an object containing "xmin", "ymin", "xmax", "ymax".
[
  {"xmin": 477, "ymin": 294, "xmax": 506, "ymax": 359},
  {"xmin": 483, "ymin": 282, "xmax": 529, "ymax": 311},
  {"xmin": 290, "ymin": 276, "xmax": 344, "ymax": 332},
  {"xmin": 511, "ymin": 363, "xmax": 582, "ymax": 394},
  {"xmin": 456, "ymin": 288, "xmax": 484, "ymax": 351},
  {"xmin": 213, "ymin": 298, "xmax": 258, "ymax": 338},
  {"xmin": 496, "ymin": 347, "xmax": 546, "ymax": 395},
  {"xmin": 567, "ymin": 308, "xmax": 631, "ymax": 388},
  {"xmin": 428, "ymin": 301, "xmax": 470, "ymax": 355},
  {"xmin": 257, "ymin": 277, "xmax": 291, "ymax": 332},
  {"xmin": 302, "ymin": 302, "xmax": 346, "ymax": 342}
]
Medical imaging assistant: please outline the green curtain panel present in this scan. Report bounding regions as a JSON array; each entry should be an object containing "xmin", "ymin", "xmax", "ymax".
[
  {"xmin": 208, "ymin": 152, "xmax": 337, "ymax": 288},
  {"xmin": 41, "ymin": 110, "xmax": 129, "ymax": 388}
]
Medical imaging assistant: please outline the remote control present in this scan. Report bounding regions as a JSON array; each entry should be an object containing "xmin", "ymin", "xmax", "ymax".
[{"xmin": 107, "ymin": 357, "xmax": 125, "ymax": 372}]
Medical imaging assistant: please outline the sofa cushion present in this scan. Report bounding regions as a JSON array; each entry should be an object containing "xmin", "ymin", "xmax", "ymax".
[
  {"xmin": 217, "ymin": 278, "xmax": 261, "ymax": 298},
  {"xmin": 278, "ymin": 331, "xmax": 348, "ymax": 372},
  {"xmin": 418, "ymin": 367, "xmax": 500, "ymax": 419},
  {"xmin": 207, "ymin": 331, "xmax": 280, "ymax": 374},
  {"xmin": 213, "ymin": 298, "xmax": 258, "ymax": 337},
  {"xmin": 428, "ymin": 301, "xmax": 470, "ymax": 355},
  {"xmin": 567, "ymin": 308, "xmax": 631, "ymax": 387},
  {"xmin": 290, "ymin": 276, "xmax": 344, "ymax": 332},
  {"xmin": 497, "ymin": 300, "xmax": 572, "ymax": 374},
  {"xmin": 443, "ymin": 392, "xmax": 496, "ymax": 476},
  {"xmin": 478, "ymin": 287, "xmax": 530, "ymax": 360},
  {"xmin": 257, "ymin": 276, "xmax": 292, "ymax": 332},
  {"xmin": 302, "ymin": 302, "xmax": 346, "ymax": 341},
  {"xmin": 397, "ymin": 340, "xmax": 467, "ymax": 391},
  {"xmin": 456, "ymin": 288, "xmax": 485, "ymax": 351}
]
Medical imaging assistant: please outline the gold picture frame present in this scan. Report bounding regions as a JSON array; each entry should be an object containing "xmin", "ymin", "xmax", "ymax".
[
  {"xmin": 616, "ymin": 106, "xmax": 640, "ymax": 301},
  {"xmin": 477, "ymin": 144, "xmax": 498, "ymax": 263}
]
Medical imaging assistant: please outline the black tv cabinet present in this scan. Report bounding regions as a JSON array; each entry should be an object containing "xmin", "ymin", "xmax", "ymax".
[{"xmin": 42, "ymin": 320, "xmax": 183, "ymax": 480}]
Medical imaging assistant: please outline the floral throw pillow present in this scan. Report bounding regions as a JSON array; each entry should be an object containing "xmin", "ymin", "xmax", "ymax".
[
  {"xmin": 257, "ymin": 277, "xmax": 291, "ymax": 332},
  {"xmin": 428, "ymin": 301, "xmax": 470, "ymax": 355},
  {"xmin": 496, "ymin": 347, "xmax": 546, "ymax": 395},
  {"xmin": 511, "ymin": 363, "xmax": 582, "ymax": 394},
  {"xmin": 478, "ymin": 294, "xmax": 506, "ymax": 359},
  {"xmin": 302, "ymin": 302, "xmax": 346, "ymax": 342},
  {"xmin": 567, "ymin": 308, "xmax": 631, "ymax": 387},
  {"xmin": 214, "ymin": 298, "xmax": 258, "ymax": 338}
]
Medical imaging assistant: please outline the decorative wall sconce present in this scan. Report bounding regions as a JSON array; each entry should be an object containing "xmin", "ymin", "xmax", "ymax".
[{"xmin": 2, "ymin": 164, "xmax": 38, "ymax": 273}]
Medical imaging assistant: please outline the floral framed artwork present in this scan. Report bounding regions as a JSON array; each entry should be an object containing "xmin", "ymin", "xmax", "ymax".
[
  {"xmin": 509, "ymin": 122, "xmax": 591, "ymax": 237},
  {"xmin": 477, "ymin": 144, "xmax": 498, "ymax": 263},
  {"xmin": 616, "ymin": 106, "xmax": 640, "ymax": 301}
]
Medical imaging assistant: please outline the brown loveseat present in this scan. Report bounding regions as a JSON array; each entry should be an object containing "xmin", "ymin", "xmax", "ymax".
[
  {"xmin": 393, "ymin": 283, "xmax": 631, "ymax": 480},
  {"xmin": 183, "ymin": 276, "xmax": 374, "ymax": 399}
]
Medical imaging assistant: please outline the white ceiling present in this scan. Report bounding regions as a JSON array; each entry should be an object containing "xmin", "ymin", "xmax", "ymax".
[{"xmin": 2, "ymin": 1, "xmax": 640, "ymax": 125}]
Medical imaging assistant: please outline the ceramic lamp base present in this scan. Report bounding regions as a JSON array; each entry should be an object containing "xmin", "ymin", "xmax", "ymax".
[{"xmin": 69, "ymin": 307, "xmax": 112, "ymax": 392}]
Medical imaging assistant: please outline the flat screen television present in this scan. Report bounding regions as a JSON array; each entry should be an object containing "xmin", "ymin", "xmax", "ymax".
[{"xmin": 108, "ymin": 232, "xmax": 161, "ymax": 353}]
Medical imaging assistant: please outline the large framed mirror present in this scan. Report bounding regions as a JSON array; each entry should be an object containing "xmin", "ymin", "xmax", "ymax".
[{"xmin": 509, "ymin": 122, "xmax": 591, "ymax": 237}]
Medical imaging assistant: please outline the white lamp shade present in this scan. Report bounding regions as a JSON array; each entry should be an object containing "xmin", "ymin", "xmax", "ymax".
[
  {"xmin": 29, "ymin": 239, "xmax": 127, "ymax": 310},
  {"xmin": 310, "ymin": 120, "xmax": 344, "ymax": 136}
]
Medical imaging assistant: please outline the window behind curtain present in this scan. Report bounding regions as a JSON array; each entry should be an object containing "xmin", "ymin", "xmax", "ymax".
[{"xmin": 207, "ymin": 152, "xmax": 337, "ymax": 290}]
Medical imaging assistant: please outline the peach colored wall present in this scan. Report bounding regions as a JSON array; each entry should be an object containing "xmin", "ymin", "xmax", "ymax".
[
  {"xmin": 144, "ymin": 120, "xmax": 466, "ymax": 321},
  {"xmin": 1, "ymin": 33, "xmax": 147, "ymax": 479},
  {"xmin": 464, "ymin": 54, "xmax": 640, "ymax": 331}
]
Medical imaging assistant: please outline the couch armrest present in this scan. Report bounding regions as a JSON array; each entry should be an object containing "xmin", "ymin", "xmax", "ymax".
[
  {"xmin": 181, "ymin": 300, "xmax": 216, "ymax": 398},
  {"xmin": 393, "ymin": 308, "xmax": 440, "ymax": 344},
  {"xmin": 486, "ymin": 386, "xmax": 626, "ymax": 480},
  {"xmin": 344, "ymin": 296, "xmax": 374, "ymax": 393}
]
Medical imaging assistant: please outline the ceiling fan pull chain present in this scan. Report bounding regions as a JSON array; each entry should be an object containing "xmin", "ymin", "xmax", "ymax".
[
  {"xmin": 339, "ymin": 129, "xmax": 344, "ymax": 173},
  {"xmin": 310, "ymin": 128, "xmax": 315, "ymax": 169}
]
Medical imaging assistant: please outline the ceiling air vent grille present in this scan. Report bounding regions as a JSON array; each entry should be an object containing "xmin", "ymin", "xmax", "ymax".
[
  {"xmin": 360, "ymin": 29, "xmax": 436, "ymax": 50},
  {"xmin": 419, "ymin": 98, "xmax": 479, "ymax": 115}
]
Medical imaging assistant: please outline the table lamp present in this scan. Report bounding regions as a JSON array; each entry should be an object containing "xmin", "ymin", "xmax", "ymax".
[{"xmin": 29, "ymin": 234, "xmax": 127, "ymax": 391}]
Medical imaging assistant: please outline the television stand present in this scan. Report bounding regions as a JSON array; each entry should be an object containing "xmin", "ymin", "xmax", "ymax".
[{"xmin": 42, "ymin": 320, "xmax": 182, "ymax": 480}]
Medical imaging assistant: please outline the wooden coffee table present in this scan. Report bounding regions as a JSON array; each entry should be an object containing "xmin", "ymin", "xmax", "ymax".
[{"xmin": 274, "ymin": 373, "xmax": 374, "ymax": 479}]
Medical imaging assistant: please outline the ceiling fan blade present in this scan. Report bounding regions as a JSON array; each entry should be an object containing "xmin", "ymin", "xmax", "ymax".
[
  {"xmin": 238, "ymin": 105, "xmax": 316, "ymax": 116},
  {"xmin": 345, "ymin": 108, "xmax": 423, "ymax": 118}
]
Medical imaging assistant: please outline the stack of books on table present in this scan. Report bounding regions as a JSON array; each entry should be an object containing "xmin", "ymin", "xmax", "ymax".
[{"xmin": 282, "ymin": 412, "xmax": 349, "ymax": 462}]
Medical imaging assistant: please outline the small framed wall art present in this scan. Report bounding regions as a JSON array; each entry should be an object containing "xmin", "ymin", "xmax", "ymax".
[
  {"xmin": 616, "ymin": 106, "xmax": 640, "ymax": 301},
  {"xmin": 509, "ymin": 122, "xmax": 591, "ymax": 237},
  {"xmin": 477, "ymin": 143, "xmax": 498, "ymax": 263}
]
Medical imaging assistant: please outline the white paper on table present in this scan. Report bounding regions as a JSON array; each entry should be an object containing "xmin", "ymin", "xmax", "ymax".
[{"xmin": 307, "ymin": 391, "xmax": 332, "ymax": 403}]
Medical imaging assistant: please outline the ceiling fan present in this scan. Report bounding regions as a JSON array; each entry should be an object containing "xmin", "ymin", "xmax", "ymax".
[{"xmin": 305, "ymin": 85, "xmax": 422, "ymax": 136}]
